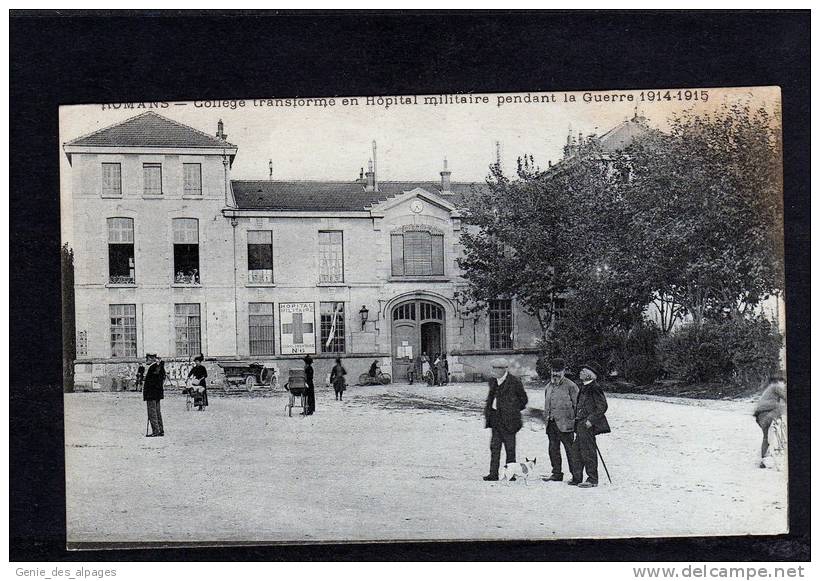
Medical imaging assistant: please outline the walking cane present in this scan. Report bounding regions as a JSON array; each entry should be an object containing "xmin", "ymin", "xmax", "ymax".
[
  {"xmin": 145, "ymin": 416, "xmax": 150, "ymax": 437},
  {"xmin": 594, "ymin": 440, "xmax": 613, "ymax": 484}
]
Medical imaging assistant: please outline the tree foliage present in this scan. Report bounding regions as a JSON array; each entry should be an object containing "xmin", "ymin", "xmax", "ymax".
[{"xmin": 457, "ymin": 104, "xmax": 784, "ymax": 384}]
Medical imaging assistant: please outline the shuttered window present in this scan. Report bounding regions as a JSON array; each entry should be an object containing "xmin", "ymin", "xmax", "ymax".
[
  {"xmin": 143, "ymin": 163, "xmax": 162, "ymax": 195},
  {"xmin": 102, "ymin": 163, "xmax": 122, "ymax": 196},
  {"xmin": 183, "ymin": 163, "xmax": 202, "ymax": 195},
  {"xmin": 249, "ymin": 302, "xmax": 275, "ymax": 355},
  {"xmin": 390, "ymin": 231, "xmax": 445, "ymax": 277}
]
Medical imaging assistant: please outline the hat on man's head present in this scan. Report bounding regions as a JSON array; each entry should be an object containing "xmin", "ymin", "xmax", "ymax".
[
  {"xmin": 580, "ymin": 361, "xmax": 603, "ymax": 380},
  {"xmin": 490, "ymin": 357, "xmax": 510, "ymax": 369},
  {"xmin": 145, "ymin": 353, "xmax": 157, "ymax": 359},
  {"xmin": 303, "ymin": 354, "xmax": 314, "ymax": 365},
  {"xmin": 550, "ymin": 358, "xmax": 566, "ymax": 371}
]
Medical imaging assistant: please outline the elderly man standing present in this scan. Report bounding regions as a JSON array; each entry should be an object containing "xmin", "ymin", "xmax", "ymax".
[
  {"xmin": 570, "ymin": 362, "xmax": 610, "ymax": 488},
  {"xmin": 542, "ymin": 358, "xmax": 579, "ymax": 483},
  {"xmin": 483, "ymin": 358, "xmax": 528, "ymax": 481},
  {"xmin": 143, "ymin": 353, "xmax": 165, "ymax": 437}
]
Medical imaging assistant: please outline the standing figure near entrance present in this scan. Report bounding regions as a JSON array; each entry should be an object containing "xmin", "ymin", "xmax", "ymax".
[
  {"xmin": 436, "ymin": 353, "xmax": 448, "ymax": 386},
  {"xmin": 421, "ymin": 354, "xmax": 432, "ymax": 385},
  {"xmin": 483, "ymin": 358, "xmax": 528, "ymax": 481},
  {"xmin": 432, "ymin": 353, "xmax": 441, "ymax": 385},
  {"xmin": 303, "ymin": 355, "xmax": 316, "ymax": 415}
]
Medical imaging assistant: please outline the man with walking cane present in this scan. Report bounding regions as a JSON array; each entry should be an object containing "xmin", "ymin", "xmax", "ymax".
[
  {"xmin": 143, "ymin": 353, "xmax": 165, "ymax": 437},
  {"xmin": 569, "ymin": 362, "xmax": 610, "ymax": 488}
]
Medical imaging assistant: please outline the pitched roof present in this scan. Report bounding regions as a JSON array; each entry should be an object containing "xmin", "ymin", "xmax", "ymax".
[
  {"xmin": 231, "ymin": 180, "xmax": 485, "ymax": 211},
  {"xmin": 64, "ymin": 111, "xmax": 236, "ymax": 149},
  {"xmin": 596, "ymin": 116, "xmax": 652, "ymax": 153}
]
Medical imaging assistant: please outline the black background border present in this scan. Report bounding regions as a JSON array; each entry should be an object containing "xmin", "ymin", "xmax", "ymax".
[{"xmin": 10, "ymin": 10, "xmax": 810, "ymax": 561}]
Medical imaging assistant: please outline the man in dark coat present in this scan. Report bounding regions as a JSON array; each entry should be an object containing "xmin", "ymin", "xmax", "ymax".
[
  {"xmin": 483, "ymin": 358, "xmax": 529, "ymax": 481},
  {"xmin": 143, "ymin": 353, "xmax": 165, "ymax": 437},
  {"xmin": 303, "ymin": 355, "xmax": 315, "ymax": 415},
  {"xmin": 570, "ymin": 362, "xmax": 610, "ymax": 487}
]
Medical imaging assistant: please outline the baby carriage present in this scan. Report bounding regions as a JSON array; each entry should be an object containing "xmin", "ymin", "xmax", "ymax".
[{"xmin": 182, "ymin": 380, "xmax": 208, "ymax": 411}]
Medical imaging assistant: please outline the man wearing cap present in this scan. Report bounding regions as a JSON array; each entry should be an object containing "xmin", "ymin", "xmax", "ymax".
[
  {"xmin": 143, "ymin": 353, "xmax": 165, "ymax": 437},
  {"xmin": 483, "ymin": 358, "xmax": 529, "ymax": 481},
  {"xmin": 542, "ymin": 358, "xmax": 579, "ymax": 482},
  {"xmin": 570, "ymin": 362, "xmax": 610, "ymax": 487}
]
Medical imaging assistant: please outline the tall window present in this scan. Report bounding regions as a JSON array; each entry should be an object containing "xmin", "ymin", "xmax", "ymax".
[
  {"xmin": 175, "ymin": 303, "xmax": 201, "ymax": 356},
  {"xmin": 249, "ymin": 303, "xmax": 275, "ymax": 355},
  {"xmin": 318, "ymin": 231, "xmax": 344, "ymax": 283},
  {"xmin": 247, "ymin": 230, "xmax": 273, "ymax": 283},
  {"xmin": 102, "ymin": 163, "xmax": 122, "ymax": 197},
  {"xmin": 143, "ymin": 163, "xmax": 162, "ymax": 195},
  {"xmin": 173, "ymin": 218, "xmax": 200, "ymax": 284},
  {"xmin": 320, "ymin": 302, "xmax": 345, "ymax": 353},
  {"xmin": 489, "ymin": 299, "xmax": 513, "ymax": 350},
  {"xmin": 391, "ymin": 230, "xmax": 445, "ymax": 276},
  {"xmin": 183, "ymin": 163, "xmax": 202, "ymax": 195},
  {"xmin": 107, "ymin": 217, "xmax": 135, "ymax": 284},
  {"xmin": 110, "ymin": 304, "xmax": 137, "ymax": 357}
]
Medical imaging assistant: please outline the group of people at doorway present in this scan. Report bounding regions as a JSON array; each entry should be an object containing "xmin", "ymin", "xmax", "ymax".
[
  {"xmin": 408, "ymin": 352, "xmax": 449, "ymax": 385},
  {"xmin": 483, "ymin": 357, "xmax": 610, "ymax": 488}
]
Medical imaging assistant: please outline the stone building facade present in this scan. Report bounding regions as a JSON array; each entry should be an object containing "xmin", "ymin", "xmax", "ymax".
[{"xmin": 65, "ymin": 112, "xmax": 543, "ymax": 389}]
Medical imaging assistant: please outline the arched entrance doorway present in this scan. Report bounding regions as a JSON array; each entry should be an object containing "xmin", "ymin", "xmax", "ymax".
[{"xmin": 391, "ymin": 299, "xmax": 445, "ymax": 381}]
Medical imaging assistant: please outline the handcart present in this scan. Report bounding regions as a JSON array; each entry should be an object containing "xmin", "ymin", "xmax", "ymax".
[{"xmin": 284, "ymin": 368, "xmax": 308, "ymax": 417}]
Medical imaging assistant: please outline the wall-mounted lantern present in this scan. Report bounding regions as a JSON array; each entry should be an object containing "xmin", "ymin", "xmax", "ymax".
[{"xmin": 359, "ymin": 305, "xmax": 370, "ymax": 330}]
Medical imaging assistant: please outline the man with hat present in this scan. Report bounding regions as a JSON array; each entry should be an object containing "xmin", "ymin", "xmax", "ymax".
[
  {"xmin": 303, "ymin": 355, "xmax": 315, "ymax": 415},
  {"xmin": 483, "ymin": 358, "xmax": 529, "ymax": 481},
  {"xmin": 569, "ymin": 361, "xmax": 610, "ymax": 487},
  {"xmin": 142, "ymin": 353, "xmax": 165, "ymax": 437},
  {"xmin": 542, "ymin": 358, "xmax": 579, "ymax": 482}
]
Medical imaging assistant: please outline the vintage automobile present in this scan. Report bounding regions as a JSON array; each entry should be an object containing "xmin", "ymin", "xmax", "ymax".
[{"xmin": 218, "ymin": 361, "xmax": 278, "ymax": 391}]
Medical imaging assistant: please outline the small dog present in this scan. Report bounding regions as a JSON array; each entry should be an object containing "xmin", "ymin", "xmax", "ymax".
[{"xmin": 500, "ymin": 457, "xmax": 537, "ymax": 485}]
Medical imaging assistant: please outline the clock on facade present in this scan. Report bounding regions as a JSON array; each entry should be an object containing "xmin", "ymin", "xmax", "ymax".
[{"xmin": 410, "ymin": 199, "xmax": 424, "ymax": 213}]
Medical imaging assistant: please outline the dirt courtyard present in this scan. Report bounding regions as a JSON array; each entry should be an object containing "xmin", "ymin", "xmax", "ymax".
[{"xmin": 64, "ymin": 383, "xmax": 787, "ymax": 545}]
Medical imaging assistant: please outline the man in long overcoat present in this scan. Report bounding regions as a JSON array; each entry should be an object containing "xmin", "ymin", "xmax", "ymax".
[
  {"xmin": 483, "ymin": 358, "xmax": 529, "ymax": 481},
  {"xmin": 570, "ymin": 362, "xmax": 610, "ymax": 487},
  {"xmin": 542, "ymin": 358, "xmax": 579, "ymax": 482},
  {"xmin": 143, "ymin": 353, "xmax": 165, "ymax": 437}
]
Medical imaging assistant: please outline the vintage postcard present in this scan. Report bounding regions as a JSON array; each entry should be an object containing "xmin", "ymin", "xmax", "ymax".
[{"xmin": 60, "ymin": 86, "xmax": 787, "ymax": 547}]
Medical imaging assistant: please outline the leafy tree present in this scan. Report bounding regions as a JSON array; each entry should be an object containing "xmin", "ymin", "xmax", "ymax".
[{"xmin": 612, "ymin": 104, "xmax": 784, "ymax": 327}]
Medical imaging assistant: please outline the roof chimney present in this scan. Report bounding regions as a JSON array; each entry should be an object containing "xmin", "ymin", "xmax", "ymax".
[
  {"xmin": 216, "ymin": 119, "xmax": 227, "ymax": 141},
  {"xmin": 440, "ymin": 157, "xmax": 451, "ymax": 192},
  {"xmin": 365, "ymin": 159, "xmax": 376, "ymax": 191},
  {"xmin": 268, "ymin": 159, "xmax": 273, "ymax": 181}
]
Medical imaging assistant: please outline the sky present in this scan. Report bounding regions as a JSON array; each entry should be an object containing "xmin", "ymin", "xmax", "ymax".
[{"xmin": 60, "ymin": 86, "xmax": 780, "ymax": 244}]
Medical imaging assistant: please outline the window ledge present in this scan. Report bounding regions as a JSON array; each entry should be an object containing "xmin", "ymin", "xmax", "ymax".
[
  {"xmin": 246, "ymin": 283, "xmax": 277, "ymax": 288},
  {"xmin": 101, "ymin": 194, "xmax": 123, "ymax": 199},
  {"xmin": 388, "ymin": 277, "xmax": 450, "ymax": 283},
  {"xmin": 182, "ymin": 194, "xmax": 203, "ymax": 199},
  {"xmin": 171, "ymin": 283, "xmax": 202, "ymax": 288},
  {"xmin": 142, "ymin": 194, "xmax": 164, "ymax": 199},
  {"xmin": 316, "ymin": 282, "xmax": 347, "ymax": 287},
  {"xmin": 105, "ymin": 283, "xmax": 137, "ymax": 288}
]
